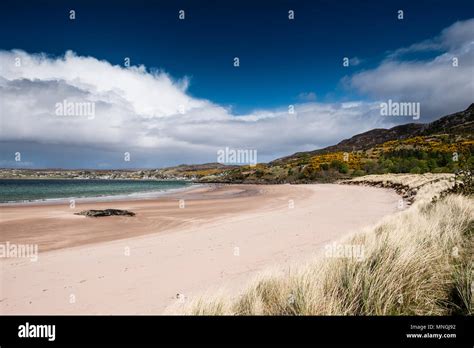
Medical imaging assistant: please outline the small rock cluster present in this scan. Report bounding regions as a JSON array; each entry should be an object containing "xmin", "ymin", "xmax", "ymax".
[
  {"xmin": 74, "ymin": 209, "xmax": 136, "ymax": 217},
  {"xmin": 342, "ymin": 180, "xmax": 417, "ymax": 205}
]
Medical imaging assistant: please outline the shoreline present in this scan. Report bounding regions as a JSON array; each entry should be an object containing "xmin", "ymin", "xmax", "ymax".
[
  {"xmin": 0, "ymin": 183, "xmax": 401, "ymax": 314},
  {"xmin": 0, "ymin": 184, "xmax": 269, "ymax": 253},
  {"xmin": 0, "ymin": 182, "xmax": 202, "ymax": 207}
]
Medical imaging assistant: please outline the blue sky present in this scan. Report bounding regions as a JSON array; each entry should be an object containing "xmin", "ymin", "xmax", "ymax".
[
  {"xmin": 1, "ymin": 0, "xmax": 472, "ymax": 112},
  {"xmin": 0, "ymin": 0, "xmax": 473, "ymax": 168}
]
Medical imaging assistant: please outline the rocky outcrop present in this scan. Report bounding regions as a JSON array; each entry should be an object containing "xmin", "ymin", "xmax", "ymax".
[{"xmin": 341, "ymin": 180, "xmax": 417, "ymax": 205}]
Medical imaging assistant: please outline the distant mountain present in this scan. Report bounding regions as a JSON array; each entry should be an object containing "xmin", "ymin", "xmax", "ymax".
[
  {"xmin": 421, "ymin": 103, "xmax": 474, "ymax": 135},
  {"xmin": 152, "ymin": 162, "xmax": 239, "ymax": 179},
  {"xmin": 0, "ymin": 163, "xmax": 238, "ymax": 180},
  {"xmin": 271, "ymin": 103, "xmax": 474, "ymax": 166},
  {"xmin": 157, "ymin": 162, "xmax": 236, "ymax": 173}
]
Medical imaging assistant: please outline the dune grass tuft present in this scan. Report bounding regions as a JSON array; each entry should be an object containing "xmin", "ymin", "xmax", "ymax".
[{"xmin": 184, "ymin": 175, "xmax": 473, "ymax": 315}]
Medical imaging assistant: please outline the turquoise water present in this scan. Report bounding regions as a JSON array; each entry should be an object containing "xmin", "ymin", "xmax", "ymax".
[{"xmin": 0, "ymin": 179, "xmax": 192, "ymax": 203}]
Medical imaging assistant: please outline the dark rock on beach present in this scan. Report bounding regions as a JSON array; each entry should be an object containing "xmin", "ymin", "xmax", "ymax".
[{"xmin": 74, "ymin": 209, "xmax": 136, "ymax": 217}]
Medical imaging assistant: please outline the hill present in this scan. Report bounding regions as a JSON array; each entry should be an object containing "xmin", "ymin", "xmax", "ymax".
[
  {"xmin": 198, "ymin": 103, "xmax": 474, "ymax": 183},
  {"xmin": 272, "ymin": 103, "xmax": 474, "ymax": 165}
]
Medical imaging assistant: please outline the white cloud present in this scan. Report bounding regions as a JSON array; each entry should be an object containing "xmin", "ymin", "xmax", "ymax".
[
  {"xmin": 0, "ymin": 19, "xmax": 472, "ymax": 168},
  {"xmin": 348, "ymin": 19, "xmax": 474, "ymax": 120},
  {"xmin": 0, "ymin": 50, "xmax": 385, "ymax": 167}
]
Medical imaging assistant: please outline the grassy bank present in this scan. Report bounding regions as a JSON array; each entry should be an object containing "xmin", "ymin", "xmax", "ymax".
[{"xmin": 184, "ymin": 174, "xmax": 473, "ymax": 315}]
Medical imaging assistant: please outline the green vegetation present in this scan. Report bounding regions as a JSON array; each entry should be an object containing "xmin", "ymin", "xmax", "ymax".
[{"xmin": 197, "ymin": 136, "xmax": 473, "ymax": 184}]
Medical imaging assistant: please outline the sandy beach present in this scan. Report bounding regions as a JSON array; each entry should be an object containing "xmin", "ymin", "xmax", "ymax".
[{"xmin": 0, "ymin": 184, "xmax": 400, "ymax": 314}]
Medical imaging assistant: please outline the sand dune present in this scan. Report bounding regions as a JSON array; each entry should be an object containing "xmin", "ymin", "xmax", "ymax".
[{"xmin": 0, "ymin": 184, "xmax": 400, "ymax": 314}]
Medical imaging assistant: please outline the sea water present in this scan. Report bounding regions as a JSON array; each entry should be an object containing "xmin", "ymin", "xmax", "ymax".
[{"xmin": 0, "ymin": 179, "xmax": 192, "ymax": 204}]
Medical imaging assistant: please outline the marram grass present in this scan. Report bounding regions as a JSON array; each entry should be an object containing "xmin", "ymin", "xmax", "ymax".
[{"xmin": 183, "ymin": 174, "xmax": 473, "ymax": 315}]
